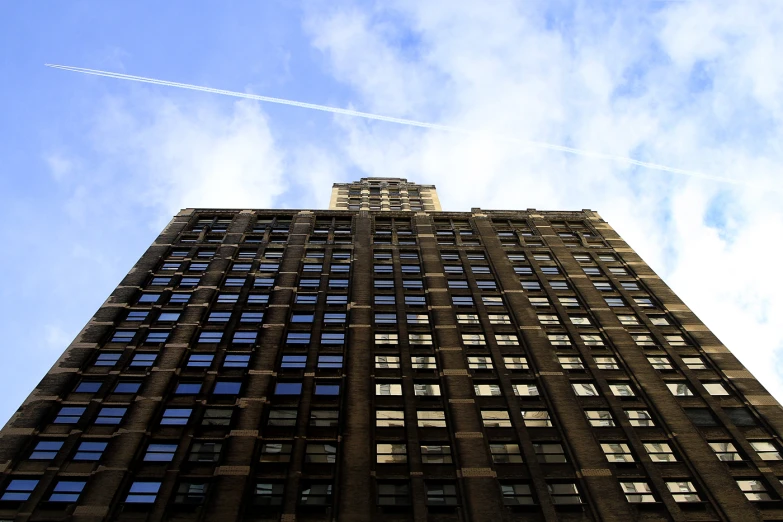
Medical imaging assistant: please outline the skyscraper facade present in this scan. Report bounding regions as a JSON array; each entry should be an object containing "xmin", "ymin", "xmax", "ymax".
[{"xmin": 1, "ymin": 179, "xmax": 782, "ymax": 522}]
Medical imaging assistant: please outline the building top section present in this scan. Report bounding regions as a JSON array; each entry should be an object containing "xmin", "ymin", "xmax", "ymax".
[{"xmin": 329, "ymin": 177, "xmax": 442, "ymax": 212}]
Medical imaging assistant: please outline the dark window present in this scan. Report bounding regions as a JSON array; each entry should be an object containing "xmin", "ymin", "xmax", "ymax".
[
  {"xmin": 189, "ymin": 441, "xmax": 222, "ymax": 462},
  {"xmin": 725, "ymin": 408, "xmax": 757, "ymax": 426},
  {"xmin": 299, "ymin": 483, "xmax": 333, "ymax": 506},
  {"xmin": 426, "ymin": 482, "xmax": 458, "ymax": 506},
  {"xmin": 174, "ymin": 482, "xmax": 208, "ymax": 505}
]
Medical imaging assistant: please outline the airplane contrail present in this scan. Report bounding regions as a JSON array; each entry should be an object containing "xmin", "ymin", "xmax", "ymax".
[{"xmin": 45, "ymin": 63, "xmax": 748, "ymax": 187}]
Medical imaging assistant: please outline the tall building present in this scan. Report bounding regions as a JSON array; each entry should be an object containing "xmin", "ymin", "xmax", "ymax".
[
  {"xmin": 329, "ymin": 177, "xmax": 442, "ymax": 212},
  {"xmin": 1, "ymin": 179, "xmax": 782, "ymax": 522}
]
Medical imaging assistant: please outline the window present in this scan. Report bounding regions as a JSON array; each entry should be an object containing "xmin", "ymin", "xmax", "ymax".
[
  {"xmin": 426, "ymin": 483, "xmax": 458, "ymax": 506},
  {"xmin": 501, "ymin": 483, "xmax": 535, "ymax": 505},
  {"xmin": 511, "ymin": 384, "xmax": 540, "ymax": 398},
  {"xmin": 609, "ymin": 383, "xmax": 635, "ymax": 397},
  {"xmin": 1, "ymin": 479, "xmax": 38, "ymax": 501},
  {"xmin": 534, "ymin": 443, "xmax": 567, "ymax": 463},
  {"xmin": 489, "ymin": 314, "xmax": 511, "ymax": 324},
  {"xmin": 548, "ymin": 334, "xmax": 571, "ymax": 346},
  {"xmin": 169, "ymin": 293, "xmax": 191, "ymax": 304},
  {"xmin": 318, "ymin": 356, "xmax": 343, "ymax": 369},
  {"xmin": 586, "ymin": 410, "xmax": 615, "ymax": 427},
  {"xmin": 267, "ymin": 409, "xmax": 296, "ymax": 427},
  {"xmin": 667, "ymin": 481, "xmax": 700, "ymax": 503},
  {"xmin": 127, "ymin": 311, "xmax": 149, "ymax": 321},
  {"xmin": 255, "ymin": 483, "xmax": 284, "ymax": 506},
  {"xmin": 521, "ymin": 410, "xmax": 553, "ymax": 427},
  {"xmin": 320, "ymin": 333, "xmax": 344, "ymax": 345},
  {"xmin": 324, "ymin": 313, "xmax": 346, "ymax": 323},
  {"xmin": 635, "ymin": 298, "xmax": 655, "ymax": 308},
  {"xmin": 315, "ymin": 383, "xmax": 340, "ymax": 395},
  {"xmin": 737, "ymin": 479, "xmax": 773, "ymax": 501},
  {"xmin": 296, "ymin": 294, "xmax": 317, "ymax": 304},
  {"xmin": 482, "ymin": 410, "xmax": 512, "ymax": 427},
  {"xmin": 377, "ymin": 444, "xmax": 407, "ymax": 463},
  {"xmin": 504, "ymin": 356, "xmax": 529, "ymax": 370},
  {"xmin": 666, "ymin": 383, "xmax": 693, "ymax": 396},
  {"xmin": 405, "ymin": 295, "xmax": 426, "ymax": 306},
  {"xmin": 111, "ymin": 330, "xmax": 135, "ymax": 343},
  {"xmin": 275, "ymin": 382, "xmax": 302, "ymax": 395},
  {"xmin": 468, "ymin": 356, "xmax": 493, "ymax": 369},
  {"xmin": 709, "ymin": 442, "xmax": 742, "ymax": 461},
  {"xmin": 375, "ymin": 356, "xmax": 400, "ymax": 369},
  {"xmin": 174, "ymin": 482, "xmax": 208, "ymax": 505},
  {"xmin": 189, "ymin": 441, "xmax": 222, "ymax": 462},
  {"xmin": 125, "ymin": 481, "xmax": 161, "ymax": 503},
  {"xmin": 724, "ymin": 408, "xmax": 757, "ymax": 426},
  {"xmin": 411, "ymin": 356, "xmax": 436, "ymax": 369},
  {"xmin": 617, "ymin": 315, "xmax": 639, "ymax": 325},
  {"xmin": 377, "ymin": 410, "xmax": 404, "ymax": 427},
  {"xmin": 550, "ymin": 281, "xmax": 568, "ymax": 290},
  {"xmin": 704, "ymin": 382, "xmax": 730, "ymax": 396},
  {"xmin": 233, "ymin": 331, "xmax": 257, "ymax": 344},
  {"xmin": 287, "ymin": 332, "xmax": 311, "ymax": 345},
  {"xmin": 158, "ymin": 312, "xmax": 180, "ymax": 322},
  {"xmin": 260, "ymin": 442, "xmax": 293, "ymax": 462},
  {"xmin": 416, "ymin": 410, "xmax": 446, "ymax": 428},
  {"xmin": 138, "ymin": 293, "xmax": 161, "ymax": 304},
  {"xmin": 299, "ymin": 483, "xmax": 333, "ymax": 506},
  {"xmin": 54, "ymin": 406, "xmax": 85, "ymax": 424},
  {"xmin": 490, "ymin": 444, "xmax": 523, "ymax": 463},
  {"xmin": 475, "ymin": 384, "xmax": 502, "ymax": 396},
  {"xmin": 414, "ymin": 383, "xmax": 441, "ymax": 396},
  {"xmin": 306, "ymin": 443, "xmax": 337, "ymax": 463},
  {"xmin": 161, "ymin": 408, "xmax": 192, "ymax": 425},
  {"xmin": 593, "ymin": 282, "xmax": 612, "ymax": 291},
  {"xmin": 647, "ymin": 357, "xmax": 672, "ymax": 370},
  {"xmin": 462, "ymin": 334, "xmax": 485, "ymax": 346},
  {"xmin": 572, "ymin": 383, "xmax": 599, "ymax": 396},
  {"xmin": 482, "ymin": 296, "xmax": 503, "ymax": 307},
  {"xmin": 581, "ymin": 334, "xmax": 604, "ymax": 346},
  {"xmin": 496, "ymin": 334, "xmax": 519, "ymax": 346},
  {"xmin": 217, "ymin": 293, "xmax": 239, "ymax": 303},
  {"xmin": 29, "ymin": 440, "xmax": 63, "ymax": 460},
  {"xmin": 750, "ymin": 441, "xmax": 782, "ymax": 461},
  {"xmin": 522, "ymin": 281, "xmax": 542, "ymax": 291},
  {"xmin": 626, "ymin": 410, "xmax": 655, "ymax": 427},
  {"xmin": 538, "ymin": 314, "xmax": 559, "ymax": 324},
  {"xmin": 602, "ymin": 443, "xmax": 633, "ymax": 462},
  {"xmin": 570, "ymin": 316, "xmax": 590, "ymax": 326},
  {"xmin": 559, "ymin": 356, "xmax": 584, "ymax": 370},
  {"xmin": 620, "ymin": 482, "xmax": 655, "ymax": 503},
  {"xmin": 665, "ymin": 335, "xmax": 687, "ymax": 346},
  {"xmin": 548, "ymin": 483, "xmax": 583, "ymax": 505},
  {"xmin": 187, "ymin": 354, "xmax": 214, "ymax": 367},
  {"xmin": 683, "ymin": 357, "xmax": 707, "ymax": 370},
  {"xmin": 75, "ymin": 380, "xmax": 102, "ymax": 393},
  {"xmin": 130, "ymin": 353, "xmax": 157, "ymax": 367},
  {"xmin": 224, "ymin": 354, "xmax": 250, "ymax": 368},
  {"xmin": 179, "ymin": 277, "xmax": 200, "ymax": 287},
  {"xmin": 409, "ymin": 334, "xmax": 432, "ymax": 345},
  {"xmin": 595, "ymin": 357, "xmax": 619, "ymax": 370},
  {"xmin": 176, "ymin": 382, "xmax": 202, "ymax": 395},
  {"xmin": 376, "ymin": 383, "xmax": 402, "ymax": 396},
  {"xmin": 144, "ymin": 443, "xmax": 177, "ymax": 462},
  {"xmin": 645, "ymin": 442, "xmax": 677, "ymax": 462},
  {"xmin": 213, "ymin": 381, "xmax": 241, "ymax": 395},
  {"xmin": 198, "ymin": 331, "xmax": 223, "ymax": 343},
  {"xmin": 74, "ymin": 441, "xmax": 107, "ymax": 461},
  {"xmin": 558, "ymin": 297, "xmax": 579, "ymax": 308},
  {"xmin": 377, "ymin": 482, "xmax": 411, "ymax": 506},
  {"xmin": 421, "ymin": 445, "xmax": 452, "ymax": 464},
  {"xmin": 375, "ymin": 333, "xmax": 398, "ymax": 345},
  {"xmin": 685, "ymin": 408, "xmax": 719, "ymax": 427},
  {"xmin": 631, "ymin": 334, "xmax": 655, "ymax": 346},
  {"xmin": 203, "ymin": 408, "xmax": 232, "ymax": 426}
]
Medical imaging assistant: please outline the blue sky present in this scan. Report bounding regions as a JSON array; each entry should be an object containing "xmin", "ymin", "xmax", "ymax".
[{"xmin": 2, "ymin": 0, "xmax": 783, "ymax": 426}]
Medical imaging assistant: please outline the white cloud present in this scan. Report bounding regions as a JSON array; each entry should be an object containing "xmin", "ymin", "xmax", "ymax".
[
  {"xmin": 89, "ymin": 95, "xmax": 287, "ymax": 226},
  {"xmin": 304, "ymin": 0, "xmax": 783, "ymax": 399}
]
